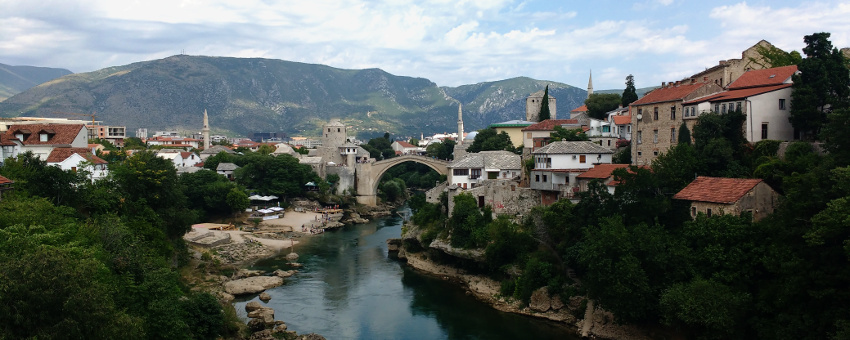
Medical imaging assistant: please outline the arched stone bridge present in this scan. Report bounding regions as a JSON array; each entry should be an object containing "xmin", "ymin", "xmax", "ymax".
[{"xmin": 355, "ymin": 155, "xmax": 449, "ymax": 205}]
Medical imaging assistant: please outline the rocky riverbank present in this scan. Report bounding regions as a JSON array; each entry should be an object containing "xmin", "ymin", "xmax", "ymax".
[{"xmin": 392, "ymin": 230, "xmax": 656, "ymax": 340}]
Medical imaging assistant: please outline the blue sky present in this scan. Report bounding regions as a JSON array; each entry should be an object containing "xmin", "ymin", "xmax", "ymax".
[{"xmin": 1, "ymin": 0, "xmax": 848, "ymax": 90}]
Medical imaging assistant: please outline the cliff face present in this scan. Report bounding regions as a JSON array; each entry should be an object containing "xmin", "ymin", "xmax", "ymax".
[{"xmin": 0, "ymin": 56, "xmax": 588, "ymax": 138}]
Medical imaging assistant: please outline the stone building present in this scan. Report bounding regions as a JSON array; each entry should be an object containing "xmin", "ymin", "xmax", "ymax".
[
  {"xmin": 446, "ymin": 179, "xmax": 541, "ymax": 219},
  {"xmin": 686, "ymin": 40, "xmax": 776, "ymax": 89},
  {"xmin": 629, "ymin": 81, "xmax": 723, "ymax": 165},
  {"xmin": 683, "ymin": 65, "xmax": 798, "ymax": 142},
  {"xmin": 526, "ymin": 90, "xmax": 557, "ymax": 122},
  {"xmin": 673, "ymin": 176, "xmax": 780, "ymax": 221},
  {"xmin": 448, "ymin": 150, "xmax": 521, "ymax": 190}
]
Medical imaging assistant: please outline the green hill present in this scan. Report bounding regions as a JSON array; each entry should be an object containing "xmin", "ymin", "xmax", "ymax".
[
  {"xmin": 0, "ymin": 55, "xmax": 590, "ymax": 138},
  {"xmin": 0, "ymin": 63, "xmax": 72, "ymax": 102}
]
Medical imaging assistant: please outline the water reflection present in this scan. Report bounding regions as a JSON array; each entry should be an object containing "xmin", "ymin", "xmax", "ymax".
[{"xmin": 237, "ymin": 208, "xmax": 578, "ymax": 340}]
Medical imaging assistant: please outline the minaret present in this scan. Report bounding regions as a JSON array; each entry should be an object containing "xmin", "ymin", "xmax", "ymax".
[
  {"xmin": 457, "ymin": 103, "xmax": 464, "ymax": 145},
  {"xmin": 202, "ymin": 109, "xmax": 210, "ymax": 149},
  {"xmin": 587, "ymin": 70, "xmax": 594, "ymax": 99}
]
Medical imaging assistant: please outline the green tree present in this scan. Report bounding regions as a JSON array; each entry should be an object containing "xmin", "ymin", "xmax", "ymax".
[
  {"xmin": 426, "ymin": 139, "xmax": 455, "ymax": 160},
  {"xmin": 678, "ymin": 121, "xmax": 691, "ymax": 145},
  {"xmin": 550, "ymin": 126, "xmax": 589, "ymax": 141},
  {"xmin": 585, "ymin": 93, "xmax": 622, "ymax": 119},
  {"xmin": 465, "ymin": 129, "xmax": 518, "ymax": 153},
  {"xmin": 622, "ymin": 74, "xmax": 638, "ymax": 107},
  {"xmin": 790, "ymin": 32, "xmax": 850, "ymax": 139},
  {"xmin": 539, "ymin": 85, "xmax": 551, "ymax": 121},
  {"xmin": 123, "ymin": 137, "xmax": 147, "ymax": 150},
  {"xmin": 449, "ymin": 193, "xmax": 488, "ymax": 248},
  {"xmin": 234, "ymin": 153, "xmax": 320, "ymax": 199}
]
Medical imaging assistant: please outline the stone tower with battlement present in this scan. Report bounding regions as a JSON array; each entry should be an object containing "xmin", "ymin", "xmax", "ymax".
[{"xmin": 525, "ymin": 90, "xmax": 557, "ymax": 122}]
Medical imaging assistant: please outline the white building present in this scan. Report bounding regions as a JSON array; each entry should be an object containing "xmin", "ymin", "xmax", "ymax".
[
  {"xmin": 683, "ymin": 65, "xmax": 798, "ymax": 142},
  {"xmin": 3, "ymin": 124, "xmax": 88, "ymax": 160},
  {"xmin": 391, "ymin": 141, "xmax": 423, "ymax": 155},
  {"xmin": 447, "ymin": 150, "xmax": 521, "ymax": 189},
  {"xmin": 45, "ymin": 147, "xmax": 109, "ymax": 181},
  {"xmin": 530, "ymin": 141, "xmax": 614, "ymax": 195},
  {"xmin": 157, "ymin": 150, "xmax": 202, "ymax": 167}
]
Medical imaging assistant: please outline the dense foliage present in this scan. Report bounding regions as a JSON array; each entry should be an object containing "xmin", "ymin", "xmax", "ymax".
[
  {"xmin": 425, "ymin": 139, "xmax": 455, "ymax": 160},
  {"xmin": 621, "ymin": 74, "xmax": 638, "ymax": 107},
  {"xmin": 790, "ymin": 32, "xmax": 850, "ymax": 139},
  {"xmin": 584, "ymin": 93, "xmax": 622, "ymax": 119},
  {"xmin": 465, "ymin": 129, "xmax": 520, "ymax": 154},
  {"xmin": 0, "ymin": 147, "xmax": 327, "ymax": 339}
]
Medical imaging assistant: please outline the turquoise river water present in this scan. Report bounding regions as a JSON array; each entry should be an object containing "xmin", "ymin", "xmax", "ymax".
[{"xmin": 234, "ymin": 207, "xmax": 580, "ymax": 340}]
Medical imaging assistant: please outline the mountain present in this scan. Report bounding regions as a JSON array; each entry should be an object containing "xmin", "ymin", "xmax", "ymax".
[
  {"xmin": 0, "ymin": 63, "xmax": 73, "ymax": 102},
  {"xmin": 0, "ymin": 55, "xmax": 589, "ymax": 138}
]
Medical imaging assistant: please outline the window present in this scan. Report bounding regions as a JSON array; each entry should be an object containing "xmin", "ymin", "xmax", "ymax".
[
  {"xmin": 706, "ymin": 208, "xmax": 712, "ymax": 217},
  {"xmin": 637, "ymin": 131, "xmax": 642, "ymax": 144},
  {"xmin": 638, "ymin": 151, "xmax": 642, "ymax": 156},
  {"xmin": 579, "ymin": 155, "xmax": 586, "ymax": 163},
  {"xmin": 638, "ymin": 108, "xmax": 643, "ymax": 119},
  {"xmin": 527, "ymin": 132, "xmax": 532, "ymax": 139},
  {"xmin": 535, "ymin": 175, "xmax": 540, "ymax": 182},
  {"xmin": 691, "ymin": 207, "xmax": 696, "ymax": 216},
  {"xmin": 453, "ymin": 169, "xmax": 469, "ymax": 176},
  {"xmin": 736, "ymin": 102, "xmax": 742, "ymax": 112},
  {"xmin": 470, "ymin": 169, "xmax": 481, "ymax": 179},
  {"xmin": 671, "ymin": 106, "xmax": 676, "ymax": 120},
  {"xmin": 714, "ymin": 104, "xmax": 720, "ymax": 112},
  {"xmin": 654, "ymin": 151, "xmax": 659, "ymax": 156},
  {"xmin": 653, "ymin": 129, "xmax": 658, "ymax": 143},
  {"xmin": 542, "ymin": 175, "xmax": 548, "ymax": 182},
  {"xmin": 761, "ymin": 123, "xmax": 768, "ymax": 140},
  {"xmin": 671, "ymin": 128, "xmax": 676, "ymax": 143},
  {"xmin": 721, "ymin": 103, "xmax": 727, "ymax": 114},
  {"xmin": 654, "ymin": 107, "xmax": 659, "ymax": 120},
  {"xmin": 39, "ymin": 134, "xmax": 48, "ymax": 142},
  {"xmin": 607, "ymin": 140, "xmax": 611, "ymax": 146},
  {"xmin": 779, "ymin": 99, "xmax": 786, "ymax": 110}
]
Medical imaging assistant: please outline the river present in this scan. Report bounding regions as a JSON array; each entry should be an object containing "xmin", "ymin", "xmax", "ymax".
[{"xmin": 235, "ymin": 206, "xmax": 580, "ymax": 340}]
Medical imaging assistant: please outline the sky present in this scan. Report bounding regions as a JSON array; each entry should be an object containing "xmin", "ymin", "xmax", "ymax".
[{"xmin": 1, "ymin": 0, "xmax": 849, "ymax": 90}]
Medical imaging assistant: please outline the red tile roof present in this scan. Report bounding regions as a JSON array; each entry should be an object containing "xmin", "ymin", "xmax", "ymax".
[
  {"xmin": 727, "ymin": 65, "xmax": 797, "ymax": 90},
  {"xmin": 683, "ymin": 84, "xmax": 792, "ymax": 105},
  {"xmin": 46, "ymin": 147, "xmax": 108, "ymax": 164},
  {"xmin": 612, "ymin": 115, "xmax": 631, "ymax": 125},
  {"xmin": 0, "ymin": 175, "xmax": 12, "ymax": 185},
  {"xmin": 576, "ymin": 164, "xmax": 631, "ymax": 179},
  {"xmin": 5, "ymin": 124, "xmax": 85, "ymax": 145},
  {"xmin": 181, "ymin": 152, "xmax": 194, "ymax": 159},
  {"xmin": 673, "ymin": 176, "xmax": 763, "ymax": 204},
  {"xmin": 522, "ymin": 119, "xmax": 579, "ymax": 131},
  {"xmin": 630, "ymin": 83, "xmax": 707, "ymax": 106},
  {"xmin": 395, "ymin": 141, "xmax": 417, "ymax": 148},
  {"xmin": 571, "ymin": 105, "xmax": 588, "ymax": 112}
]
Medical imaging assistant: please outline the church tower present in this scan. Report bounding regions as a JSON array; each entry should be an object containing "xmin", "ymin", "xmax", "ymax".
[
  {"xmin": 202, "ymin": 109, "xmax": 210, "ymax": 149},
  {"xmin": 457, "ymin": 103, "xmax": 464, "ymax": 145},
  {"xmin": 587, "ymin": 70, "xmax": 594, "ymax": 99}
]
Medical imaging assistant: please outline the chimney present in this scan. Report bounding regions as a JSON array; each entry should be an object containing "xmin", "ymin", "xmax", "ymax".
[
  {"xmin": 703, "ymin": 76, "xmax": 708, "ymax": 82},
  {"xmin": 675, "ymin": 81, "xmax": 680, "ymax": 86},
  {"xmin": 662, "ymin": 81, "xmax": 666, "ymax": 87},
  {"xmin": 691, "ymin": 78, "xmax": 696, "ymax": 84}
]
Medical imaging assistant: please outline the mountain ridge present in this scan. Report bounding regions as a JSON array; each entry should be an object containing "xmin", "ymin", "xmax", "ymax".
[{"xmin": 0, "ymin": 55, "xmax": 599, "ymax": 138}]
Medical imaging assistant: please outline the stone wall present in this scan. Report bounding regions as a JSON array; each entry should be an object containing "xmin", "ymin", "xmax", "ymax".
[
  {"xmin": 425, "ymin": 181, "xmax": 448, "ymax": 204},
  {"xmin": 327, "ymin": 166, "xmax": 355, "ymax": 195},
  {"xmin": 688, "ymin": 181, "xmax": 779, "ymax": 221},
  {"xmin": 448, "ymin": 180, "xmax": 540, "ymax": 218},
  {"xmin": 631, "ymin": 82, "xmax": 723, "ymax": 166}
]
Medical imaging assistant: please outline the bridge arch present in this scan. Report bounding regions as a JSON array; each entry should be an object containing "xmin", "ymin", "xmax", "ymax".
[{"xmin": 355, "ymin": 155, "xmax": 449, "ymax": 205}]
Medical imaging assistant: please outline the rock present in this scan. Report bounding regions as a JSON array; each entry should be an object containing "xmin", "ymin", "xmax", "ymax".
[
  {"xmin": 247, "ymin": 318, "xmax": 266, "ymax": 331},
  {"xmin": 249, "ymin": 329, "xmax": 275, "ymax": 340},
  {"xmin": 259, "ymin": 292, "xmax": 271, "ymax": 302},
  {"xmin": 551, "ymin": 294, "xmax": 565, "ymax": 310},
  {"xmin": 274, "ymin": 269, "xmax": 297, "ymax": 278},
  {"xmin": 529, "ymin": 287, "xmax": 551, "ymax": 312},
  {"xmin": 387, "ymin": 238, "xmax": 402, "ymax": 251},
  {"xmin": 247, "ymin": 307, "xmax": 275, "ymax": 325},
  {"xmin": 218, "ymin": 292, "xmax": 235, "ymax": 303},
  {"xmin": 290, "ymin": 262, "xmax": 304, "ymax": 268},
  {"xmin": 245, "ymin": 301, "xmax": 263, "ymax": 312},
  {"xmin": 272, "ymin": 323, "xmax": 288, "ymax": 333},
  {"xmin": 297, "ymin": 334, "xmax": 327, "ymax": 340},
  {"xmin": 235, "ymin": 269, "xmax": 265, "ymax": 279},
  {"xmin": 285, "ymin": 252, "xmax": 300, "ymax": 262},
  {"xmin": 224, "ymin": 276, "xmax": 284, "ymax": 295},
  {"xmin": 428, "ymin": 238, "xmax": 486, "ymax": 262}
]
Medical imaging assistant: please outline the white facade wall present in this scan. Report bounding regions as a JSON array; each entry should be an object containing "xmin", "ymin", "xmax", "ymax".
[
  {"xmin": 534, "ymin": 153, "xmax": 613, "ymax": 170},
  {"xmin": 49, "ymin": 154, "xmax": 108, "ymax": 181},
  {"xmin": 746, "ymin": 88, "xmax": 794, "ymax": 142}
]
